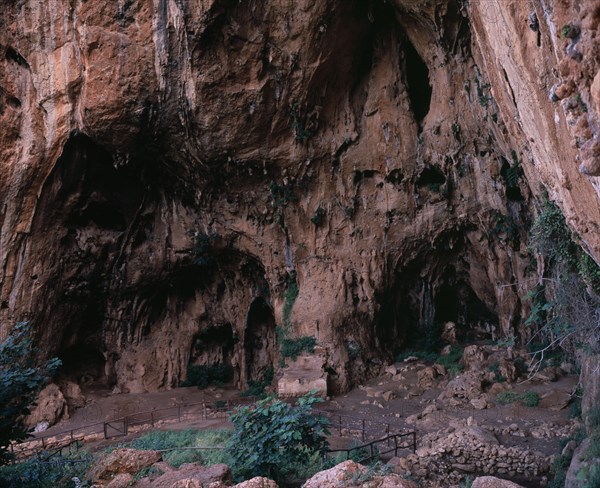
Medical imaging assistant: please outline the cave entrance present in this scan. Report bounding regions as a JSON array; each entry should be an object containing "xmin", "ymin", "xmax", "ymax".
[
  {"xmin": 434, "ymin": 278, "xmax": 498, "ymax": 342},
  {"xmin": 245, "ymin": 298, "xmax": 277, "ymax": 385},
  {"xmin": 404, "ymin": 39, "xmax": 432, "ymax": 124},
  {"xmin": 189, "ymin": 324, "xmax": 236, "ymax": 375},
  {"xmin": 59, "ymin": 345, "xmax": 106, "ymax": 387}
]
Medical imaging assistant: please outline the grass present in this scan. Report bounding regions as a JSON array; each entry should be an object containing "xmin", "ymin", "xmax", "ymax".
[
  {"xmin": 395, "ymin": 346, "xmax": 464, "ymax": 376},
  {"xmin": 128, "ymin": 428, "xmax": 231, "ymax": 469},
  {"xmin": 495, "ymin": 390, "xmax": 540, "ymax": 407}
]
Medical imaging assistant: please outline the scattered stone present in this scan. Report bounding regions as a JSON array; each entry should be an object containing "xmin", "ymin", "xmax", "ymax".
[
  {"xmin": 461, "ymin": 345, "xmax": 488, "ymax": 371},
  {"xmin": 384, "ymin": 365, "xmax": 398, "ymax": 376},
  {"xmin": 470, "ymin": 398, "xmax": 488, "ymax": 410},
  {"xmin": 382, "ymin": 390, "xmax": 396, "ymax": 402}
]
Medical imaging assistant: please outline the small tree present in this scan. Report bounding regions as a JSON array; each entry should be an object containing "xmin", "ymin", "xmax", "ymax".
[
  {"xmin": 0, "ymin": 322, "xmax": 60, "ymax": 464},
  {"xmin": 227, "ymin": 393, "xmax": 329, "ymax": 481}
]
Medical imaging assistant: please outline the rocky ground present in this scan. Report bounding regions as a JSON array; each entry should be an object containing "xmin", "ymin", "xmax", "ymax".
[{"xmin": 24, "ymin": 342, "xmax": 582, "ymax": 487}]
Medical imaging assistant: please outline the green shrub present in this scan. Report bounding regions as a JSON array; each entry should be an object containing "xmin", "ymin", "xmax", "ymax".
[
  {"xmin": 0, "ymin": 449, "xmax": 92, "ymax": 487},
  {"xmin": 436, "ymin": 346, "xmax": 464, "ymax": 376},
  {"xmin": 495, "ymin": 391, "xmax": 520, "ymax": 405},
  {"xmin": 241, "ymin": 367, "xmax": 274, "ymax": 398},
  {"xmin": 281, "ymin": 336, "xmax": 316, "ymax": 360},
  {"xmin": 227, "ymin": 393, "xmax": 329, "ymax": 482},
  {"xmin": 181, "ymin": 363, "xmax": 233, "ymax": 388},
  {"xmin": 0, "ymin": 322, "xmax": 61, "ymax": 463},
  {"xmin": 522, "ymin": 391, "xmax": 540, "ymax": 407}
]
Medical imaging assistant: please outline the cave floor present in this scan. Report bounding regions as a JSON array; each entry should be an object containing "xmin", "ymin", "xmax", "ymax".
[{"xmin": 37, "ymin": 361, "xmax": 579, "ymax": 465}]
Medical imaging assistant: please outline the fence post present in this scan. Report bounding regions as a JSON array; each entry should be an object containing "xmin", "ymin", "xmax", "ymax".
[
  {"xmin": 178, "ymin": 405, "xmax": 181, "ymax": 422},
  {"xmin": 338, "ymin": 415, "xmax": 342, "ymax": 436},
  {"xmin": 151, "ymin": 412, "xmax": 154, "ymax": 427},
  {"xmin": 412, "ymin": 432, "xmax": 416, "ymax": 452},
  {"xmin": 394, "ymin": 435, "xmax": 398, "ymax": 457},
  {"xmin": 104, "ymin": 423, "xmax": 108, "ymax": 439},
  {"xmin": 386, "ymin": 424, "xmax": 390, "ymax": 446},
  {"xmin": 361, "ymin": 419, "xmax": 365, "ymax": 442},
  {"xmin": 124, "ymin": 417, "xmax": 129, "ymax": 436},
  {"xmin": 369, "ymin": 443, "xmax": 374, "ymax": 462}
]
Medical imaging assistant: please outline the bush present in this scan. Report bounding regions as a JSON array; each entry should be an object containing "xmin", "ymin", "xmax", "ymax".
[
  {"xmin": 181, "ymin": 363, "xmax": 233, "ymax": 388},
  {"xmin": 0, "ymin": 323, "xmax": 61, "ymax": 464},
  {"xmin": 0, "ymin": 448, "xmax": 92, "ymax": 487},
  {"xmin": 495, "ymin": 391, "xmax": 520, "ymax": 405},
  {"xmin": 241, "ymin": 367, "xmax": 274, "ymax": 398},
  {"xmin": 227, "ymin": 393, "xmax": 329, "ymax": 482},
  {"xmin": 436, "ymin": 346, "xmax": 464, "ymax": 376},
  {"xmin": 280, "ymin": 336, "xmax": 316, "ymax": 360},
  {"xmin": 522, "ymin": 391, "xmax": 540, "ymax": 407}
]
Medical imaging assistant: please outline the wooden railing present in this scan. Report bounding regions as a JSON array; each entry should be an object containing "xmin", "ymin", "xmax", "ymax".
[{"xmin": 326, "ymin": 431, "xmax": 417, "ymax": 464}]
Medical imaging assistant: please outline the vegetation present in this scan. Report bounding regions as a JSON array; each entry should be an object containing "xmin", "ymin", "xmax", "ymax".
[
  {"xmin": 495, "ymin": 390, "xmax": 540, "ymax": 407},
  {"xmin": 0, "ymin": 449, "xmax": 92, "ymax": 488},
  {"xmin": 227, "ymin": 394, "xmax": 329, "ymax": 482},
  {"xmin": 495, "ymin": 391, "xmax": 520, "ymax": 405},
  {"xmin": 180, "ymin": 363, "xmax": 233, "ymax": 389},
  {"xmin": 525, "ymin": 194, "xmax": 600, "ymax": 369},
  {"xmin": 240, "ymin": 367, "xmax": 274, "ymax": 398},
  {"xmin": 278, "ymin": 273, "xmax": 317, "ymax": 366},
  {"xmin": 396, "ymin": 346, "xmax": 464, "ymax": 376},
  {"xmin": 128, "ymin": 428, "xmax": 231, "ymax": 469},
  {"xmin": 281, "ymin": 336, "xmax": 317, "ymax": 360},
  {"xmin": 0, "ymin": 323, "xmax": 61, "ymax": 464}
]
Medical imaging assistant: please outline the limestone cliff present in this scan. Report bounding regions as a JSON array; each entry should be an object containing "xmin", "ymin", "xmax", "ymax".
[{"xmin": 0, "ymin": 0, "xmax": 598, "ymax": 394}]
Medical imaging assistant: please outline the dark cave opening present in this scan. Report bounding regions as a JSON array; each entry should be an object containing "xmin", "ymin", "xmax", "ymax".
[
  {"xmin": 404, "ymin": 39, "xmax": 432, "ymax": 124},
  {"xmin": 416, "ymin": 165, "xmax": 446, "ymax": 187},
  {"xmin": 189, "ymin": 324, "xmax": 236, "ymax": 369},
  {"xmin": 59, "ymin": 345, "xmax": 106, "ymax": 386},
  {"xmin": 376, "ymin": 258, "xmax": 500, "ymax": 359},
  {"xmin": 245, "ymin": 298, "xmax": 277, "ymax": 384}
]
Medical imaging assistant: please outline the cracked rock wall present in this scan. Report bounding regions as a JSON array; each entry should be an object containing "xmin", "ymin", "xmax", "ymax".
[{"xmin": 0, "ymin": 0, "xmax": 598, "ymax": 393}]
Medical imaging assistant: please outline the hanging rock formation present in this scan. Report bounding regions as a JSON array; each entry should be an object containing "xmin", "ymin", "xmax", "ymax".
[{"xmin": 0, "ymin": 0, "xmax": 599, "ymax": 394}]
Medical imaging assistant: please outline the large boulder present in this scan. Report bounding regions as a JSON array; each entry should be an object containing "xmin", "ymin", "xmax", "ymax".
[
  {"xmin": 461, "ymin": 345, "xmax": 488, "ymax": 371},
  {"xmin": 59, "ymin": 380, "xmax": 86, "ymax": 410},
  {"xmin": 88, "ymin": 448, "xmax": 162, "ymax": 484},
  {"xmin": 148, "ymin": 463, "xmax": 231, "ymax": 488},
  {"xmin": 25, "ymin": 383, "xmax": 69, "ymax": 429},
  {"xmin": 472, "ymin": 476, "xmax": 525, "ymax": 488},
  {"xmin": 301, "ymin": 460, "xmax": 418, "ymax": 488}
]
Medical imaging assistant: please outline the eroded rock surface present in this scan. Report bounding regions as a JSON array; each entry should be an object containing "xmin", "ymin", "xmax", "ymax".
[{"xmin": 0, "ymin": 0, "xmax": 599, "ymax": 395}]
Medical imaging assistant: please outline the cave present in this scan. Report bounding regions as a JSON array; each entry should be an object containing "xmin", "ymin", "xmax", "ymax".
[
  {"xmin": 59, "ymin": 345, "xmax": 106, "ymax": 386},
  {"xmin": 189, "ymin": 324, "xmax": 236, "ymax": 369},
  {"xmin": 245, "ymin": 298, "xmax": 277, "ymax": 384},
  {"xmin": 403, "ymin": 38, "xmax": 432, "ymax": 124},
  {"xmin": 434, "ymin": 271, "xmax": 499, "ymax": 342}
]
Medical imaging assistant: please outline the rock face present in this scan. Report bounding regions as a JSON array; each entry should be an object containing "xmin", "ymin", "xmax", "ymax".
[
  {"xmin": 0, "ymin": 0, "xmax": 599, "ymax": 394},
  {"xmin": 88, "ymin": 448, "xmax": 162, "ymax": 485},
  {"xmin": 302, "ymin": 460, "xmax": 417, "ymax": 488},
  {"xmin": 24, "ymin": 383, "xmax": 69, "ymax": 429}
]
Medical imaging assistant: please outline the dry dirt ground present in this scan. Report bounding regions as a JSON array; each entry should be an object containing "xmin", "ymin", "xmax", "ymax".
[{"xmin": 36, "ymin": 357, "xmax": 580, "ymax": 468}]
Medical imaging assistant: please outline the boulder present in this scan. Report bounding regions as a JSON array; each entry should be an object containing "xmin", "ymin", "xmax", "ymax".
[
  {"xmin": 88, "ymin": 448, "xmax": 162, "ymax": 483},
  {"xmin": 539, "ymin": 389, "xmax": 571, "ymax": 411},
  {"xmin": 233, "ymin": 478, "xmax": 279, "ymax": 488},
  {"xmin": 472, "ymin": 476, "xmax": 525, "ymax": 488},
  {"xmin": 441, "ymin": 321, "xmax": 457, "ymax": 344},
  {"xmin": 446, "ymin": 372, "xmax": 484, "ymax": 400},
  {"xmin": 148, "ymin": 463, "xmax": 231, "ymax": 488},
  {"xmin": 461, "ymin": 345, "xmax": 488, "ymax": 371},
  {"xmin": 106, "ymin": 473, "xmax": 135, "ymax": 488},
  {"xmin": 25, "ymin": 383, "xmax": 69, "ymax": 429},
  {"xmin": 59, "ymin": 380, "xmax": 86, "ymax": 410},
  {"xmin": 417, "ymin": 366, "xmax": 438, "ymax": 390},
  {"xmin": 301, "ymin": 460, "xmax": 418, "ymax": 488}
]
